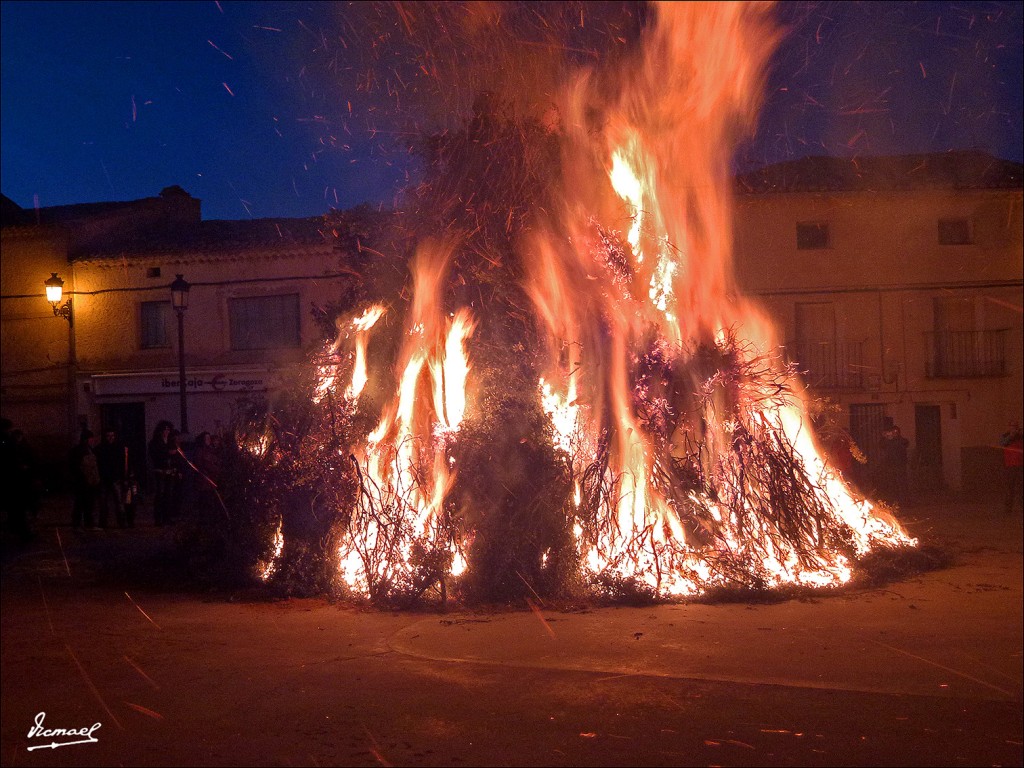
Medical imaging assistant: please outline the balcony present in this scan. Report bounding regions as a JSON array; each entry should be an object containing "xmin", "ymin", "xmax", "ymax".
[
  {"xmin": 789, "ymin": 340, "xmax": 866, "ymax": 390},
  {"xmin": 925, "ymin": 329, "xmax": 1009, "ymax": 378}
]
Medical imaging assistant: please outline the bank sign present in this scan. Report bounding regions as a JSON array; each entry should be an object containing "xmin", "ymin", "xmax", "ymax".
[{"xmin": 91, "ymin": 370, "xmax": 272, "ymax": 396}]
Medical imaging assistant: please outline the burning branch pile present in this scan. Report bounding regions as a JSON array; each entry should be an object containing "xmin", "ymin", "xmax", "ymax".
[
  {"xmin": 238, "ymin": 2, "xmax": 917, "ymax": 606},
  {"xmin": 569, "ymin": 330, "xmax": 866, "ymax": 600}
]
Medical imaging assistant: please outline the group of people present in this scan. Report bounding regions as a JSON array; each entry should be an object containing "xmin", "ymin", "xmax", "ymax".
[
  {"xmin": 66, "ymin": 421, "xmax": 226, "ymax": 532},
  {"xmin": 816, "ymin": 417, "xmax": 907, "ymax": 505},
  {"xmin": 145, "ymin": 422, "xmax": 225, "ymax": 526},
  {"xmin": 874, "ymin": 418, "xmax": 1022, "ymax": 513},
  {"xmin": 3, "ymin": 418, "xmax": 225, "ymax": 538},
  {"xmin": 68, "ymin": 427, "xmax": 139, "ymax": 531},
  {"xmin": 5, "ymin": 411, "xmax": 1021, "ymax": 538},
  {"xmin": 812, "ymin": 414, "xmax": 1022, "ymax": 514}
]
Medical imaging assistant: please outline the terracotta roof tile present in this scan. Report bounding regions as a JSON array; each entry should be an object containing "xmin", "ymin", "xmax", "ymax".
[
  {"xmin": 735, "ymin": 151, "xmax": 1023, "ymax": 194},
  {"xmin": 75, "ymin": 216, "xmax": 337, "ymax": 257}
]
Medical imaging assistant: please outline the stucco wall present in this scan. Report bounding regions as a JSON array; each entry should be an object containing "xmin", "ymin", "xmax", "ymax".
[
  {"xmin": 0, "ymin": 227, "xmax": 79, "ymax": 455},
  {"xmin": 733, "ymin": 187, "xmax": 1023, "ymax": 491}
]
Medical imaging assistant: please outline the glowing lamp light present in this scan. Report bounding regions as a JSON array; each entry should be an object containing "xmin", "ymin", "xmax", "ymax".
[
  {"xmin": 44, "ymin": 272, "xmax": 64, "ymax": 303},
  {"xmin": 44, "ymin": 272, "xmax": 72, "ymax": 323}
]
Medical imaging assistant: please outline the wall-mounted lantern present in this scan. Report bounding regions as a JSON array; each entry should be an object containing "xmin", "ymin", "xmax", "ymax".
[{"xmin": 44, "ymin": 272, "xmax": 73, "ymax": 324}]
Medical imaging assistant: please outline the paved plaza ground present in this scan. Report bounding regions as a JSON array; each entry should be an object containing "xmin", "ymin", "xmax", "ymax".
[{"xmin": 1, "ymin": 492, "xmax": 1021, "ymax": 766}]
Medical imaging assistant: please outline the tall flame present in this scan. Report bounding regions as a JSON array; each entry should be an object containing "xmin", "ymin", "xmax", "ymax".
[
  {"xmin": 337, "ymin": 242, "xmax": 475, "ymax": 599},
  {"xmin": 523, "ymin": 1, "xmax": 914, "ymax": 597},
  {"xmin": 319, "ymin": 1, "xmax": 915, "ymax": 603}
]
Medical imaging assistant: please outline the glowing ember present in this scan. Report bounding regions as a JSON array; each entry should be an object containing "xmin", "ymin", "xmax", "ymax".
[
  {"xmin": 258, "ymin": 519, "xmax": 285, "ymax": 581},
  {"xmin": 241, "ymin": 429, "xmax": 273, "ymax": 459}
]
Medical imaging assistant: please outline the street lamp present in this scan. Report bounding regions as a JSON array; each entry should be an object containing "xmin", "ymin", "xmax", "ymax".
[
  {"xmin": 44, "ymin": 272, "xmax": 73, "ymax": 324},
  {"xmin": 170, "ymin": 274, "xmax": 190, "ymax": 435}
]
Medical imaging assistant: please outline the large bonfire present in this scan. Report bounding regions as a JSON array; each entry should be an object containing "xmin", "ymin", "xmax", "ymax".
[{"xmin": 242, "ymin": 1, "xmax": 916, "ymax": 605}]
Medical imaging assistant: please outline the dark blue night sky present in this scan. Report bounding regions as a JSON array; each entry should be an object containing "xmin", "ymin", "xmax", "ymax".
[{"xmin": 2, "ymin": 1, "xmax": 1021, "ymax": 221}]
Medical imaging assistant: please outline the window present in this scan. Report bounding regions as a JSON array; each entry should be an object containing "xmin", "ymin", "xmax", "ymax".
[
  {"xmin": 146, "ymin": 266, "xmax": 162, "ymax": 278},
  {"xmin": 938, "ymin": 218, "xmax": 972, "ymax": 245},
  {"xmin": 229, "ymin": 294, "xmax": 301, "ymax": 350},
  {"xmin": 795, "ymin": 302, "xmax": 835, "ymax": 345},
  {"xmin": 140, "ymin": 301, "xmax": 170, "ymax": 349},
  {"xmin": 927, "ymin": 296, "xmax": 1005, "ymax": 377},
  {"xmin": 791, "ymin": 303, "xmax": 864, "ymax": 389},
  {"xmin": 796, "ymin": 221, "xmax": 829, "ymax": 250}
]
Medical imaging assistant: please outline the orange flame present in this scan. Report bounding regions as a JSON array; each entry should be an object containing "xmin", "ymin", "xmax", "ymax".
[
  {"xmin": 314, "ymin": 304, "xmax": 386, "ymax": 404},
  {"xmin": 347, "ymin": 305, "xmax": 387, "ymax": 400},
  {"xmin": 327, "ymin": 2, "xmax": 914, "ymax": 602},
  {"xmin": 525, "ymin": 2, "xmax": 914, "ymax": 596},
  {"xmin": 339, "ymin": 243, "xmax": 475, "ymax": 597},
  {"xmin": 257, "ymin": 518, "xmax": 284, "ymax": 581}
]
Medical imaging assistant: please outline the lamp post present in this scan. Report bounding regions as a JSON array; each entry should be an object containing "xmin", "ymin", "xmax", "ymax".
[
  {"xmin": 43, "ymin": 272, "xmax": 77, "ymax": 438},
  {"xmin": 170, "ymin": 274, "xmax": 190, "ymax": 435}
]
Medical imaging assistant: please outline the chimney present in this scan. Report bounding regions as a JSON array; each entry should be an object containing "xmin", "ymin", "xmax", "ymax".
[{"xmin": 159, "ymin": 185, "xmax": 202, "ymax": 225}]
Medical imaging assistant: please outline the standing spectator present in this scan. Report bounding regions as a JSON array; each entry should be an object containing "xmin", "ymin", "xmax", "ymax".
[
  {"xmin": 10, "ymin": 429, "xmax": 41, "ymax": 540},
  {"xmin": 70, "ymin": 430, "xmax": 101, "ymax": 530},
  {"xmin": 95, "ymin": 428, "xmax": 127, "ymax": 529},
  {"xmin": 148, "ymin": 421, "xmax": 174, "ymax": 526},
  {"xmin": 1000, "ymin": 421, "xmax": 1023, "ymax": 515},
  {"xmin": 168, "ymin": 429, "xmax": 187, "ymax": 522},
  {"xmin": 824, "ymin": 428, "xmax": 869, "ymax": 495},
  {"xmin": 192, "ymin": 431, "xmax": 223, "ymax": 518},
  {"xmin": 1, "ymin": 418, "xmax": 32, "ymax": 540},
  {"xmin": 879, "ymin": 421, "xmax": 910, "ymax": 508},
  {"xmin": 193, "ymin": 432, "xmax": 223, "ymax": 483}
]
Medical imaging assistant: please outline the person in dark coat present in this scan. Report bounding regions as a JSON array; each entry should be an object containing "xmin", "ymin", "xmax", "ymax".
[
  {"xmin": 167, "ymin": 429, "xmax": 187, "ymax": 522},
  {"xmin": 191, "ymin": 431, "xmax": 223, "ymax": 518},
  {"xmin": 879, "ymin": 422, "xmax": 910, "ymax": 507},
  {"xmin": 148, "ymin": 421, "xmax": 175, "ymax": 526},
  {"xmin": 10, "ymin": 429, "xmax": 41, "ymax": 539},
  {"xmin": 70, "ymin": 430, "xmax": 101, "ymax": 530},
  {"xmin": 1, "ymin": 419, "xmax": 38, "ymax": 540},
  {"xmin": 96, "ymin": 427, "xmax": 127, "ymax": 529}
]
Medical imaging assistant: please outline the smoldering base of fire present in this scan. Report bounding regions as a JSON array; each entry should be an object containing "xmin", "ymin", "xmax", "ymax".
[{"xmin": 117, "ymin": 321, "xmax": 925, "ymax": 610}]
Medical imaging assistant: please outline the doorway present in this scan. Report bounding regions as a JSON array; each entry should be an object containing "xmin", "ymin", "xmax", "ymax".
[
  {"xmin": 848, "ymin": 403, "xmax": 886, "ymax": 493},
  {"xmin": 914, "ymin": 404, "xmax": 944, "ymax": 491}
]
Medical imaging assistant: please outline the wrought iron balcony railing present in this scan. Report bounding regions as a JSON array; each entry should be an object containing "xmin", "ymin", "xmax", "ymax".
[
  {"xmin": 925, "ymin": 329, "xmax": 1009, "ymax": 378},
  {"xmin": 789, "ymin": 340, "xmax": 866, "ymax": 390}
]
